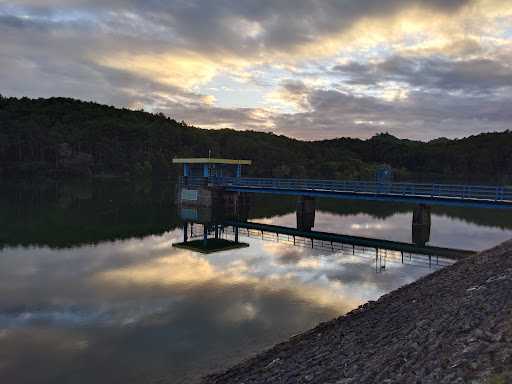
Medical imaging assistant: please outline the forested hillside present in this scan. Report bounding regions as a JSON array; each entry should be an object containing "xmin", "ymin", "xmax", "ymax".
[{"xmin": 1, "ymin": 95, "xmax": 511, "ymax": 183}]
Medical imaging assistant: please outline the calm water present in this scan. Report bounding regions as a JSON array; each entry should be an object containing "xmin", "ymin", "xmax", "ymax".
[{"xmin": 1, "ymin": 181, "xmax": 511, "ymax": 383}]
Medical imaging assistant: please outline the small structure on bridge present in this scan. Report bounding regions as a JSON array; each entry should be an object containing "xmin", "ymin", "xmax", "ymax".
[
  {"xmin": 375, "ymin": 165, "xmax": 393, "ymax": 184},
  {"xmin": 173, "ymin": 157, "xmax": 252, "ymax": 253},
  {"xmin": 173, "ymin": 157, "xmax": 252, "ymax": 208},
  {"xmin": 172, "ymin": 158, "xmax": 252, "ymax": 178}
]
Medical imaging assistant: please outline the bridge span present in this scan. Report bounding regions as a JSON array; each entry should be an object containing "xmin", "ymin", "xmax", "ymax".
[{"xmin": 183, "ymin": 176, "xmax": 512, "ymax": 209}]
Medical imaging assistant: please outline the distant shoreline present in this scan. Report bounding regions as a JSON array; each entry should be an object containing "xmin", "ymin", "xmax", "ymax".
[
  {"xmin": 202, "ymin": 240, "xmax": 512, "ymax": 384},
  {"xmin": 2, "ymin": 96, "xmax": 512, "ymax": 184}
]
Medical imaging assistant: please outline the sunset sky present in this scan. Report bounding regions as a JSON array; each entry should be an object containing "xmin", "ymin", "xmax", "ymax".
[{"xmin": 1, "ymin": 0, "xmax": 512, "ymax": 140}]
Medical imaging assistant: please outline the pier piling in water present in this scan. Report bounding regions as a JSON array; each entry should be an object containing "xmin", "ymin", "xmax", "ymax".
[
  {"xmin": 296, "ymin": 196, "xmax": 316, "ymax": 231},
  {"xmin": 412, "ymin": 204, "xmax": 431, "ymax": 246}
]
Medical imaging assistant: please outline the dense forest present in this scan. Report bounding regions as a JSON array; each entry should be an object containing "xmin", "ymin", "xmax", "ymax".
[{"xmin": 1, "ymin": 95, "xmax": 511, "ymax": 183}]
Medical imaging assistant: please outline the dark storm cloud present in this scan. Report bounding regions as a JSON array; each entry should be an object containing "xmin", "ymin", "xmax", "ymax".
[{"xmin": 333, "ymin": 55, "xmax": 512, "ymax": 93}]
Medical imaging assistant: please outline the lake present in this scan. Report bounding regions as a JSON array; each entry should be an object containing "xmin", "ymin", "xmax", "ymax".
[{"xmin": 1, "ymin": 181, "xmax": 511, "ymax": 383}]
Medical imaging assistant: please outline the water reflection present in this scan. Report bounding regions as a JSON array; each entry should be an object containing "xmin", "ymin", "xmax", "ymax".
[
  {"xmin": 0, "ymin": 232, "xmax": 353, "ymax": 383},
  {"xmin": 1, "ymin": 181, "xmax": 512, "ymax": 383}
]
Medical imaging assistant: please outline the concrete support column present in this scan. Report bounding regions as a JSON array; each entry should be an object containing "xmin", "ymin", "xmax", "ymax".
[
  {"xmin": 296, "ymin": 196, "xmax": 316, "ymax": 231},
  {"xmin": 412, "ymin": 204, "xmax": 431, "ymax": 246}
]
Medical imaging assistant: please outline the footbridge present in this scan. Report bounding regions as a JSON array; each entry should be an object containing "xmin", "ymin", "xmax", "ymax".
[
  {"xmin": 183, "ymin": 176, "xmax": 512, "ymax": 209},
  {"xmin": 172, "ymin": 158, "xmax": 496, "ymax": 263}
]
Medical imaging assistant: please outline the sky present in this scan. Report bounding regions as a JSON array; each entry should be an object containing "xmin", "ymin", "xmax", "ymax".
[{"xmin": 1, "ymin": 0, "xmax": 512, "ymax": 141}]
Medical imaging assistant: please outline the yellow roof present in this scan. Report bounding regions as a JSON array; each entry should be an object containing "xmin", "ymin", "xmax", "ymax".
[{"xmin": 172, "ymin": 158, "xmax": 252, "ymax": 165}]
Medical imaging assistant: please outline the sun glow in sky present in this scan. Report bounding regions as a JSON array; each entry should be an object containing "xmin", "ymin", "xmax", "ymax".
[{"xmin": 1, "ymin": 0, "xmax": 512, "ymax": 140}]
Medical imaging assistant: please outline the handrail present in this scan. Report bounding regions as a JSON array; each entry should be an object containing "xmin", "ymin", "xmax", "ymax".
[
  {"xmin": 223, "ymin": 220, "xmax": 475, "ymax": 259},
  {"xmin": 179, "ymin": 176, "xmax": 512, "ymax": 202}
]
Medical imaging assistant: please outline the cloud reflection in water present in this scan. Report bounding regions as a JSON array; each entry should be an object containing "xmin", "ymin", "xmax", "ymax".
[{"xmin": 2, "ymin": 206, "xmax": 509, "ymax": 383}]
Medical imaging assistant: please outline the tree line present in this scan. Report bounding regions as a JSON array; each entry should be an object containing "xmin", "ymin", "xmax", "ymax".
[{"xmin": 1, "ymin": 95, "xmax": 511, "ymax": 183}]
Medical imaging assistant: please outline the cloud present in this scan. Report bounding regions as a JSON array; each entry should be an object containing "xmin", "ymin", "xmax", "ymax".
[
  {"xmin": 98, "ymin": 52, "xmax": 221, "ymax": 89},
  {"xmin": 273, "ymin": 86, "xmax": 512, "ymax": 140},
  {"xmin": 266, "ymin": 80, "xmax": 312, "ymax": 112},
  {"xmin": 3, "ymin": 1, "xmax": 472, "ymax": 54},
  {"xmin": 333, "ymin": 54, "xmax": 512, "ymax": 93},
  {"xmin": 1, "ymin": 0, "xmax": 512, "ymax": 140},
  {"xmin": 0, "ymin": 0, "xmax": 480, "ymax": 85}
]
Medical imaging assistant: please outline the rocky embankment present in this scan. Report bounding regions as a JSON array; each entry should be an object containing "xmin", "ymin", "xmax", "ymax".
[{"xmin": 202, "ymin": 241, "xmax": 512, "ymax": 384}]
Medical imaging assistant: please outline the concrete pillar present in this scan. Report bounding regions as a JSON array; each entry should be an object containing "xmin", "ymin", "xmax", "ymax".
[
  {"xmin": 296, "ymin": 196, "xmax": 316, "ymax": 231},
  {"xmin": 412, "ymin": 204, "xmax": 431, "ymax": 246}
]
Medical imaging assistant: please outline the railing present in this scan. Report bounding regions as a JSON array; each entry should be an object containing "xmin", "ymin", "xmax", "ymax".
[
  {"xmin": 221, "ymin": 226, "xmax": 455, "ymax": 269},
  {"xmin": 179, "ymin": 176, "xmax": 512, "ymax": 202}
]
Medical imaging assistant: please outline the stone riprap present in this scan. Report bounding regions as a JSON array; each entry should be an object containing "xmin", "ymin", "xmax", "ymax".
[{"xmin": 202, "ymin": 240, "xmax": 512, "ymax": 384}]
